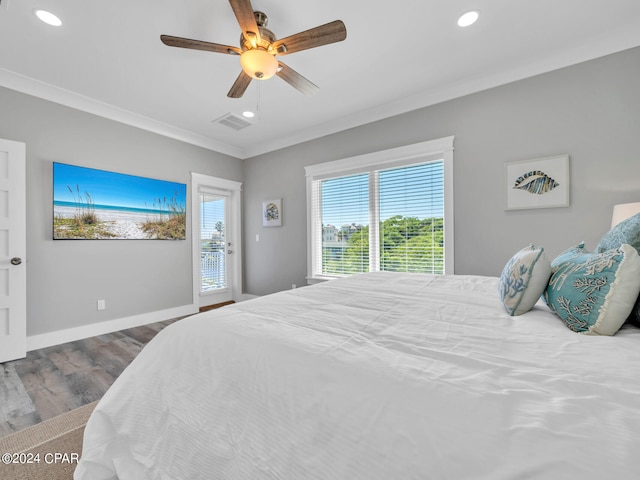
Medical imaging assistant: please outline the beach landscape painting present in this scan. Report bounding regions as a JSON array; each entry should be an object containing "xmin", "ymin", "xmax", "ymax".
[{"xmin": 53, "ymin": 163, "xmax": 187, "ymax": 240}]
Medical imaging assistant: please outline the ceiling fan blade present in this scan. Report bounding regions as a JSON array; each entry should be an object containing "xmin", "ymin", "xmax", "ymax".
[
  {"xmin": 272, "ymin": 20, "xmax": 346, "ymax": 55},
  {"xmin": 227, "ymin": 71, "xmax": 252, "ymax": 98},
  {"xmin": 161, "ymin": 35, "xmax": 242, "ymax": 55},
  {"xmin": 229, "ymin": 0, "xmax": 260, "ymax": 44},
  {"xmin": 276, "ymin": 62, "xmax": 319, "ymax": 96}
]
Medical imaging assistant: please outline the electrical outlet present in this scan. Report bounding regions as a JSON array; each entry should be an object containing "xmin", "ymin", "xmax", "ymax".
[
  {"xmin": 97, "ymin": 299, "xmax": 106, "ymax": 310},
  {"xmin": 292, "ymin": 284, "xmax": 297, "ymax": 289}
]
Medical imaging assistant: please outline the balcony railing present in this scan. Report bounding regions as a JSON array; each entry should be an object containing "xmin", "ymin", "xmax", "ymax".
[{"xmin": 201, "ymin": 251, "xmax": 226, "ymax": 291}]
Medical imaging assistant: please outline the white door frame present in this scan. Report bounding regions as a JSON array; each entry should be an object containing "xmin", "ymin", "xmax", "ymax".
[
  {"xmin": 0, "ymin": 138, "xmax": 27, "ymax": 363},
  {"xmin": 191, "ymin": 173, "xmax": 242, "ymax": 307}
]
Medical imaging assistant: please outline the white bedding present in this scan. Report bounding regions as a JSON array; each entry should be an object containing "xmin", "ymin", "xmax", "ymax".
[{"xmin": 74, "ymin": 272, "xmax": 640, "ymax": 479}]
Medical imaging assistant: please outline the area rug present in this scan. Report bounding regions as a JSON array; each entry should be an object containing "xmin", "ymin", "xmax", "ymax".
[{"xmin": 0, "ymin": 401, "xmax": 97, "ymax": 480}]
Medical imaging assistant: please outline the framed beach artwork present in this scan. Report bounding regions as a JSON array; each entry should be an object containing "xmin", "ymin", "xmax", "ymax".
[
  {"xmin": 505, "ymin": 154, "xmax": 570, "ymax": 210},
  {"xmin": 262, "ymin": 198, "xmax": 282, "ymax": 227},
  {"xmin": 53, "ymin": 163, "xmax": 187, "ymax": 240}
]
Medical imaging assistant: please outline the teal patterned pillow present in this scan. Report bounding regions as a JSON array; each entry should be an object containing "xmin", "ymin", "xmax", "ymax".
[
  {"xmin": 596, "ymin": 212, "xmax": 640, "ymax": 253},
  {"xmin": 550, "ymin": 242, "xmax": 586, "ymax": 273},
  {"xmin": 499, "ymin": 245, "xmax": 551, "ymax": 316},
  {"xmin": 544, "ymin": 244, "xmax": 640, "ymax": 335}
]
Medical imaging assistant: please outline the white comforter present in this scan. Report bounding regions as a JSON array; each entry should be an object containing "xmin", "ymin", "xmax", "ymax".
[{"xmin": 75, "ymin": 273, "xmax": 640, "ymax": 479}]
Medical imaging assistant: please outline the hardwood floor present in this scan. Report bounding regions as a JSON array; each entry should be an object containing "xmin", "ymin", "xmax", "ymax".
[{"xmin": 0, "ymin": 318, "xmax": 179, "ymax": 438}]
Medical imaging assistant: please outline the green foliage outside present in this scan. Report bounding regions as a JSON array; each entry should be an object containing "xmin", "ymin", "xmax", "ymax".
[
  {"xmin": 201, "ymin": 221, "xmax": 225, "ymax": 254},
  {"xmin": 323, "ymin": 216, "xmax": 444, "ymax": 275}
]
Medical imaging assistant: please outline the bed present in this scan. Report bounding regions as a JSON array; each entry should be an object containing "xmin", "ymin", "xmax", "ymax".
[{"xmin": 74, "ymin": 271, "xmax": 640, "ymax": 479}]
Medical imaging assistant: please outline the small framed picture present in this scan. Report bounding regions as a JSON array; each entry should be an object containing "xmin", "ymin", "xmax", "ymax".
[
  {"xmin": 505, "ymin": 154, "xmax": 570, "ymax": 210},
  {"xmin": 262, "ymin": 198, "xmax": 282, "ymax": 227}
]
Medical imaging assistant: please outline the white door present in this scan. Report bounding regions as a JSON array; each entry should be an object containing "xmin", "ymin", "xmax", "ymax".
[
  {"xmin": 0, "ymin": 139, "xmax": 27, "ymax": 363},
  {"xmin": 192, "ymin": 173, "xmax": 242, "ymax": 308}
]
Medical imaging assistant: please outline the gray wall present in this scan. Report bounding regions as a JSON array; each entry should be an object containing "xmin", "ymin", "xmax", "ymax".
[
  {"xmin": 0, "ymin": 87, "xmax": 242, "ymax": 336},
  {"xmin": 2, "ymin": 46, "xmax": 639, "ymax": 335},
  {"xmin": 242, "ymin": 46, "xmax": 640, "ymax": 296}
]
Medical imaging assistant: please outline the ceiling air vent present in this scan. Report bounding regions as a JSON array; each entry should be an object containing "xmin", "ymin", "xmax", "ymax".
[{"xmin": 213, "ymin": 113, "xmax": 253, "ymax": 131}]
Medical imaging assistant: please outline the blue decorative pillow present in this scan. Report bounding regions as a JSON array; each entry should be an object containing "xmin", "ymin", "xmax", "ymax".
[
  {"xmin": 550, "ymin": 242, "xmax": 586, "ymax": 273},
  {"xmin": 596, "ymin": 212, "xmax": 640, "ymax": 253},
  {"xmin": 544, "ymin": 244, "xmax": 640, "ymax": 335},
  {"xmin": 499, "ymin": 245, "xmax": 551, "ymax": 316}
]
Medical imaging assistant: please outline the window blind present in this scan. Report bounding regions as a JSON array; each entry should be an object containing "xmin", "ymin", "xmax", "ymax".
[
  {"xmin": 200, "ymin": 192, "xmax": 226, "ymax": 291},
  {"xmin": 319, "ymin": 173, "xmax": 369, "ymax": 275},
  {"xmin": 313, "ymin": 159, "xmax": 444, "ymax": 277},
  {"xmin": 378, "ymin": 161, "xmax": 444, "ymax": 274}
]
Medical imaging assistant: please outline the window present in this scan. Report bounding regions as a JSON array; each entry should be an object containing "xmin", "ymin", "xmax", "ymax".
[
  {"xmin": 305, "ymin": 137, "xmax": 454, "ymax": 282},
  {"xmin": 379, "ymin": 162, "xmax": 444, "ymax": 273},
  {"xmin": 320, "ymin": 172, "xmax": 369, "ymax": 275}
]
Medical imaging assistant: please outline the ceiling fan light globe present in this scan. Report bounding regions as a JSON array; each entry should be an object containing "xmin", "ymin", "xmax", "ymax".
[{"xmin": 240, "ymin": 49, "xmax": 278, "ymax": 80}]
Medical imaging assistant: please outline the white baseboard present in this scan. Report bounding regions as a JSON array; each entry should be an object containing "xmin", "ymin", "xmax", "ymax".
[
  {"xmin": 238, "ymin": 293, "xmax": 259, "ymax": 301},
  {"xmin": 26, "ymin": 304, "xmax": 199, "ymax": 352}
]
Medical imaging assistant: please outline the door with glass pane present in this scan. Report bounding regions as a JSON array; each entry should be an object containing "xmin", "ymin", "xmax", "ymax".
[{"xmin": 199, "ymin": 188, "xmax": 232, "ymax": 303}]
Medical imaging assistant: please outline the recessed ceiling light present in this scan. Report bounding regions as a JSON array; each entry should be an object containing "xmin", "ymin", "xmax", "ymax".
[
  {"xmin": 457, "ymin": 10, "xmax": 479, "ymax": 27},
  {"xmin": 34, "ymin": 9, "xmax": 62, "ymax": 27},
  {"xmin": 242, "ymin": 111, "xmax": 255, "ymax": 118}
]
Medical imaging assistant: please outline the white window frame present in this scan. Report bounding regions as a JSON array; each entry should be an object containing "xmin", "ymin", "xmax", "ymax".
[{"xmin": 305, "ymin": 136, "xmax": 454, "ymax": 283}]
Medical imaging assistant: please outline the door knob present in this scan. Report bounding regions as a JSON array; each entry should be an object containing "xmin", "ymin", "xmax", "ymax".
[{"xmin": 10, "ymin": 257, "xmax": 22, "ymax": 265}]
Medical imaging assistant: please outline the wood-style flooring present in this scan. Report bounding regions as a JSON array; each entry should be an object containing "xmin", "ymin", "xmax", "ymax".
[{"xmin": 0, "ymin": 318, "xmax": 179, "ymax": 438}]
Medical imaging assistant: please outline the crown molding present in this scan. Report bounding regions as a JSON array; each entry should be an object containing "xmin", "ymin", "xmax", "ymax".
[{"xmin": 0, "ymin": 68, "xmax": 244, "ymax": 159}]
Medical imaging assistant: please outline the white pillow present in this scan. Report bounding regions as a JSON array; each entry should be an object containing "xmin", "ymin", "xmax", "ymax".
[{"xmin": 499, "ymin": 244, "xmax": 552, "ymax": 316}]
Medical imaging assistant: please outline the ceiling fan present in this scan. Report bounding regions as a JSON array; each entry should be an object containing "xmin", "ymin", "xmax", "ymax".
[{"xmin": 160, "ymin": 0, "xmax": 347, "ymax": 98}]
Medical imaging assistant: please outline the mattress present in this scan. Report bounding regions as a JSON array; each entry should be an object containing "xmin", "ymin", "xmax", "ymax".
[{"xmin": 74, "ymin": 272, "xmax": 640, "ymax": 479}]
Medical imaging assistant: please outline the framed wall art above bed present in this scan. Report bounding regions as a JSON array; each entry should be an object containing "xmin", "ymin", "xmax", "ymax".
[{"xmin": 505, "ymin": 154, "xmax": 570, "ymax": 210}]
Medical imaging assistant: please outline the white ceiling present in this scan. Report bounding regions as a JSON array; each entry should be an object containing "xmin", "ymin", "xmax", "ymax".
[{"xmin": 1, "ymin": 0, "xmax": 640, "ymax": 159}]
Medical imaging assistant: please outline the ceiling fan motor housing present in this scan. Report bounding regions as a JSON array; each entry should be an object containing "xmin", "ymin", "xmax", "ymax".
[
  {"xmin": 253, "ymin": 11, "xmax": 268, "ymax": 27},
  {"xmin": 240, "ymin": 11, "xmax": 276, "ymax": 52}
]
